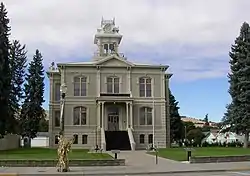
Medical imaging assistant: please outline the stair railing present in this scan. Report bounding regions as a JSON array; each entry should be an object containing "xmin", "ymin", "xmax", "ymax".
[
  {"xmin": 127, "ymin": 127, "xmax": 136, "ymax": 151},
  {"xmin": 101, "ymin": 128, "xmax": 106, "ymax": 151}
]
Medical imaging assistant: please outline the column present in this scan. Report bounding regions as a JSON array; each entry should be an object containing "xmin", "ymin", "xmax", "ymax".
[
  {"xmin": 97, "ymin": 68, "xmax": 100, "ymax": 97},
  {"xmin": 49, "ymin": 76, "xmax": 53, "ymax": 102},
  {"xmin": 61, "ymin": 66, "xmax": 65, "ymax": 84},
  {"xmin": 97, "ymin": 102, "xmax": 100, "ymax": 129},
  {"xmin": 101, "ymin": 102, "xmax": 105, "ymax": 129},
  {"xmin": 161, "ymin": 69, "xmax": 165, "ymax": 98},
  {"xmin": 152, "ymin": 100, "xmax": 155, "ymax": 146},
  {"xmin": 126, "ymin": 102, "xmax": 129, "ymax": 129},
  {"xmin": 129, "ymin": 103, "xmax": 133, "ymax": 129},
  {"xmin": 127, "ymin": 67, "xmax": 131, "ymax": 95}
]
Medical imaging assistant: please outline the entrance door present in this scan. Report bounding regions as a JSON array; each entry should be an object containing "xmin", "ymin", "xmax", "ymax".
[{"xmin": 107, "ymin": 107, "xmax": 119, "ymax": 131}]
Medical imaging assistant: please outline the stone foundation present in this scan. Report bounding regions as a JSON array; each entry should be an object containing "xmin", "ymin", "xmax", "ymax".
[
  {"xmin": 0, "ymin": 159, "xmax": 125, "ymax": 167},
  {"xmin": 190, "ymin": 155, "xmax": 250, "ymax": 163}
]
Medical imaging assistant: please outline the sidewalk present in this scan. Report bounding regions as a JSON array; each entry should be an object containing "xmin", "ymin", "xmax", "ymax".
[
  {"xmin": 1, "ymin": 162, "xmax": 250, "ymax": 175},
  {"xmin": 0, "ymin": 151, "xmax": 250, "ymax": 175}
]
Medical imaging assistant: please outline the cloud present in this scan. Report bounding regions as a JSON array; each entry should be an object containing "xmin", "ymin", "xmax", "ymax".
[{"xmin": 4, "ymin": 0, "xmax": 250, "ymax": 81}]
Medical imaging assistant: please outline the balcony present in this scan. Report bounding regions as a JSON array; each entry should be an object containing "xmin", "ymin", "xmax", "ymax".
[
  {"xmin": 98, "ymin": 92, "xmax": 132, "ymax": 102},
  {"xmin": 100, "ymin": 93, "xmax": 130, "ymax": 97}
]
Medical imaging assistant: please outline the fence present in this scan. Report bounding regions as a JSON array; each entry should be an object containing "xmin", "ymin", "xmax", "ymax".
[{"xmin": 0, "ymin": 134, "xmax": 20, "ymax": 150}]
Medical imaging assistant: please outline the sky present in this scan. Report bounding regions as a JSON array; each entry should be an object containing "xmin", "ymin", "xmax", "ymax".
[{"xmin": 4, "ymin": 0, "xmax": 250, "ymax": 122}]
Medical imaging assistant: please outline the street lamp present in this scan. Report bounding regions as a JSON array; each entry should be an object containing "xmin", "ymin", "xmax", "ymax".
[{"xmin": 59, "ymin": 83, "xmax": 67, "ymax": 135}]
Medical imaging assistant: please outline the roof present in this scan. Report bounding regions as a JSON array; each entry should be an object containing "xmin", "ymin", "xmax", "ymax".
[
  {"xmin": 36, "ymin": 132, "xmax": 49, "ymax": 137},
  {"xmin": 56, "ymin": 54, "xmax": 169, "ymax": 70}
]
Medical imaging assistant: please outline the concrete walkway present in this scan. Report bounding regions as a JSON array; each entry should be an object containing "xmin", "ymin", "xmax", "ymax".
[{"xmin": 1, "ymin": 151, "xmax": 250, "ymax": 175}]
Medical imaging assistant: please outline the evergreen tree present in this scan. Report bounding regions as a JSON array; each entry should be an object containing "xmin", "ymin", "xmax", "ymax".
[
  {"xmin": 0, "ymin": 2, "xmax": 11, "ymax": 137},
  {"xmin": 20, "ymin": 49, "xmax": 45, "ymax": 141},
  {"xmin": 9, "ymin": 40, "xmax": 27, "ymax": 133},
  {"xmin": 204, "ymin": 114, "xmax": 209, "ymax": 126},
  {"xmin": 38, "ymin": 109, "xmax": 48, "ymax": 132},
  {"xmin": 223, "ymin": 22, "xmax": 250, "ymax": 148},
  {"xmin": 169, "ymin": 88, "xmax": 183, "ymax": 142}
]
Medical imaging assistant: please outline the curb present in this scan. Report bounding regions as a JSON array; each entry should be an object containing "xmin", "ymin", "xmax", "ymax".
[
  {"xmin": 81, "ymin": 168, "xmax": 250, "ymax": 176},
  {"xmin": 3, "ymin": 168, "xmax": 250, "ymax": 176}
]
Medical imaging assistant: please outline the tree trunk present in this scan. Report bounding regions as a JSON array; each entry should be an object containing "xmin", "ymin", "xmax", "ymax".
[{"xmin": 243, "ymin": 132, "xmax": 249, "ymax": 148}]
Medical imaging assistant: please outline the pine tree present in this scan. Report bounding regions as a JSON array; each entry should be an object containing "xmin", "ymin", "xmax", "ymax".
[
  {"xmin": 0, "ymin": 2, "xmax": 11, "ymax": 137},
  {"xmin": 9, "ymin": 40, "xmax": 27, "ymax": 133},
  {"xmin": 169, "ymin": 88, "xmax": 183, "ymax": 142},
  {"xmin": 204, "ymin": 114, "xmax": 209, "ymax": 126},
  {"xmin": 223, "ymin": 22, "xmax": 250, "ymax": 148},
  {"xmin": 20, "ymin": 49, "xmax": 45, "ymax": 142}
]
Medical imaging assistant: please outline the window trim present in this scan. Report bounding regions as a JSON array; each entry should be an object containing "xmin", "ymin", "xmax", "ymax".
[
  {"xmin": 54, "ymin": 83, "xmax": 61, "ymax": 101},
  {"xmin": 82, "ymin": 135, "xmax": 88, "ymax": 144},
  {"xmin": 139, "ymin": 107, "xmax": 153, "ymax": 126},
  {"xmin": 73, "ymin": 106, "xmax": 88, "ymax": 126},
  {"xmin": 73, "ymin": 76, "xmax": 88, "ymax": 97},
  {"xmin": 148, "ymin": 134, "xmax": 153, "ymax": 144},
  {"xmin": 138, "ymin": 77, "xmax": 152, "ymax": 97},
  {"xmin": 106, "ymin": 76, "xmax": 120, "ymax": 94},
  {"xmin": 55, "ymin": 135, "xmax": 59, "ymax": 144},
  {"xmin": 54, "ymin": 110, "xmax": 61, "ymax": 127},
  {"xmin": 73, "ymin": 134, "xmax": 78, "ymax": 144},
  {"xmin": 139, "ymin": 134, "xmax": 145, "ymax": 144}
]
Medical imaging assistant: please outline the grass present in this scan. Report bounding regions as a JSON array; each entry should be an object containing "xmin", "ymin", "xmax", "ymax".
[
  {"xmin": 149, "ymin": 147, "xmax": 250, "ymax": 161},
  {"xmin": 0, "ymin": 147, "xmax": 112, "ymax": 160}
]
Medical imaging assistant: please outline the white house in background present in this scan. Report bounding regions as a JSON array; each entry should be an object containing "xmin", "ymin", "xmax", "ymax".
[
  {"xmin": 202, "ymin": 132, "xmax": 217, "ymax": 144},
  {"xmin": 20, "ymin": 132, "xmax": 49, "ymax": 147},
  {"xmin": 202, "ymin": 131, "xmax": 244, "ymax": 144},
  {"xmin": 216, "ymin": 132, "xmax": 244, "ymax": 144}
]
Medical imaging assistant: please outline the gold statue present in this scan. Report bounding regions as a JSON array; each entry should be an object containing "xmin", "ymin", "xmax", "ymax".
[{"xmin": 56, "ymin": 135, "xmax": 74, "ymax": 172}]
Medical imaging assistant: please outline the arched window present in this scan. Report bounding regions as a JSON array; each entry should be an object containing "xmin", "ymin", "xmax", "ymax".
[
  {"xmin": 107, "ymin": 76, "xmax": 119, "ymax": 93},
  {"xmin": 82, "ymin": 135, "xmax": 88, "ymax": 144},
  {"xmin": 74, "ymin": 76, "xmax": 87, "ymax": 96},
  {"xmin": 54, "ymin": 111, "xmax": 60, "ymax": 127},
  {"xmin": 73, "ymin": 134, "xmax": 78, "ymax": 144},
  {"xmin": 139, "ymin": 77, "xmax": 152, "ymax": 97},
  {"xmin": 73, "ymin": 106, "xmax": 87, "ymax": 125},
  {"xmin": 139, "ymin": 134, "xmax": 145, "ymax": 144},
  {"xmin": 148, "ymin": 134, "xmax": 153, "ymax": 144},
  {"xmin": 55, "ymin": 83, "xmax": 61, "ymax": 101},
  {"xmin": 139, "ymin": 107, "xmax": 152, "ymax": 125}
]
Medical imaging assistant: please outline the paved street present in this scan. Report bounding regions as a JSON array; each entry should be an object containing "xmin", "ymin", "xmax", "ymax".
[
  {"xmin": 1, "ymin": 151, "xmax": 250, "ymax": 175},
  {"xmin": 126, "ymin": 171, "xmax": 250, "ymax": 176}
]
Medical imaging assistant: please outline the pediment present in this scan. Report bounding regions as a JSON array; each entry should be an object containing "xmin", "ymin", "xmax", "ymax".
[{"xmin": 95, "ymin": 55, "xmax": 134, "ymax": 67}]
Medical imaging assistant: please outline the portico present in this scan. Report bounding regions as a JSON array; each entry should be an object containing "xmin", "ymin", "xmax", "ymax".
[{"xmin": 96, "ymin": 100, "xmax": 133, "ymax": 131}]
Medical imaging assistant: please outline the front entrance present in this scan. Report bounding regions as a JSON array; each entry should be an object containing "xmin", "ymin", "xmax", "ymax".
[
  {"xmin": 105, "ymin": 105, "xmax": 131, "ymax": 150},
  {"xmin": 107, "ymin": 106, "xmax": 119, "ymax": 131}
]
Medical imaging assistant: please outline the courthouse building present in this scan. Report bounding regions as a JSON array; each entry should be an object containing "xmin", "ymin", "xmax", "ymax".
[{"xmin": 47, "ymin": 18, "xmax": 172, "ymax": 150}]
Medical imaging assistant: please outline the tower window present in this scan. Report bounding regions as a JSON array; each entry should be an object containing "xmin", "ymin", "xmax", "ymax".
[
  {"xmin": 109, "ymin": 44, "xmax": 114, "ymax": 51},
  {"xmin": 104, "ymin": 44, "xmax": 109, "ymax": 51},
  {"xmin": 103, "ymin": 43, "xmax": 115, "ymax": 54}
]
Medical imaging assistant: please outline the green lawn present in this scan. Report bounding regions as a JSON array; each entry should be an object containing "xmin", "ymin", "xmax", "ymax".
[
  {"xmin": 0, "ymin": 147, "xmax": 112, "ymax": 160},
  {"xmin": 149, "ymin": 147, "xmax": 250, "ymax": 161}
]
